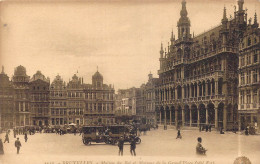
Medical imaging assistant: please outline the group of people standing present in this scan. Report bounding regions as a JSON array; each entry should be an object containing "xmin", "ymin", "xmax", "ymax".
[
  {"xmin": 0, "ymin": 129, "xmax": 23, "ymax": 155},
  {"xmin": 118, "ymin": 136, "xmax": 137, "ymax": 156}
]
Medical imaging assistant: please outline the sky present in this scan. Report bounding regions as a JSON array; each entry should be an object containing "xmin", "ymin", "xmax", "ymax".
[{"xmin": 0, "ymin": 0, "xmax": 259, "ymax": 91}]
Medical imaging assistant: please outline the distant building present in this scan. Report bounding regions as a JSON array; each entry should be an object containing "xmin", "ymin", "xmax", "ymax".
[
  {"xmin": 12, "ymin": 65, "xmax": 30, "ymax": 127},
  {"xmin": 84, "ymin": 71, "xmax": 115, "ymax": 125},
  {"xmin": 238, "ymin": 14, "xmax": 260, "ymax": 131},
  {"xmin": 144, "ymin": 73, "xmax": 159, "ymax": 124},
  {"xmin": 67, "ymin": 74, "xmax": 85, "ymax": 125},
  {"xmin": 50, "ymin": 75, "xmax": 67, "ymax": 126},
  {"xmin": 0, "ymin": 66, "xmax": 14, "ymax": 129},
  {"xmin": 29, "ymin": 71, "xmax": 50, "ymax": 126}
]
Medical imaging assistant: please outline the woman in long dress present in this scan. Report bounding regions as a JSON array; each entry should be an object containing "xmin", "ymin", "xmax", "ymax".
[{"xmin": 0, "ymin": 138, "xmax": 4, "ymax": 154}]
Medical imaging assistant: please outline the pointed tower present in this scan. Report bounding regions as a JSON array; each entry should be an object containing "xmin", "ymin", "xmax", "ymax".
[
  {"xmin": 221, "ymin": 7, "xmax": 229, "ymax": 46},
  {"xmin": 171, "ymin": 30, "xmax": 175, "ymax": 45},
  {"xmin": 177, "ymin": 0, "xmax": 191, "ymax": 39},
  {"xmin": 237, "ymin": 0, "xmax": 245, "ymax": 25},
  {"xmin": 253, "ymin": 12, "xmax": 259, "ymax": 28},
  {"xmin": 160, "ymin": 43, "xmax": 164, "ymax": 58}
]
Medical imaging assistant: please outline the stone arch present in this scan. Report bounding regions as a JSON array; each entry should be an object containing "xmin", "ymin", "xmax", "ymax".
[
  {"xmin": 165, "ymin": 106, "xmax": 170, "ymax": 124},
  {"xmin": 217, "ymin": 102, "xmax": 224, "ymax": 128},
  {"xmin": 191, "ymin": 104, "xmax": 198, "ymax": 125},
  {"xmin": 171, "ymin": 106, "xmax": 175, "ymax": 125},
  {"xmin": 227, "ymin": 103, "xmax": 232, "ymax": 123},
  {"xmin": 184, "ymin": 104, "xmax": 190, "ymax": 125},
  {"xmin": 199, "ymin": 103, "xmax": 206, "ymax": 124},
  {"xmin": 177, "ymin": 105, "xmax": 182, "ymax": 126},
  {"xmin": 177, "ymin": 85, "xmax": 182, "ymax": 99},
  {"xmin": 207, "ymin": 103, "xmax": 215, "ymax": 124}
]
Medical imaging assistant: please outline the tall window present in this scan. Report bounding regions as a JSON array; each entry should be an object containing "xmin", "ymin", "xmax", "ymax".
[
  {"xmin": 247, "ymin": 55, "xmax": 251, "ymax": 65},
  {"xmin": 240, "ymin": 91, "xmax": 245, "ymax": 104},
  {"xmin": 246, "ymin": 90, "xmax": 251, "ymax": 104},
  {"xmin": 241, "ymin": 57, "xmax": 245, "ymax": 66},
  {"xmin": 253, "ymin": 90, "xmax": 257, "ymax": 104},
  {"xmin": 241, "ymin": 72, "xmax": 245, "ymax": 85},
  {"xmin": 246, "ymin": 71, "xmax": 251, "ymax": 84},
  {"xmin": 254, "ymin": 54, "xmax": 258, "ymax": 63},
  {"xmin": 253, "ymin": 69, "xmax": 258, "ymax": 83},
  {"xmin": 248, "ymin": 37, "xmax": 251, "ymax": 46}
]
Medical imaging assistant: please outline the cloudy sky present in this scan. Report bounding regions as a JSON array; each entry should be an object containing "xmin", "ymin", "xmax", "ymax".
[{"xmin": 0, "ymin": 0, "xmax": 259, "ymax": 91}]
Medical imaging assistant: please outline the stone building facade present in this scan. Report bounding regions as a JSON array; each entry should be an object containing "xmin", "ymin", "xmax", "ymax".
[
  {"xmin": 67, "ymin": 74, "xmax": 85, "ymax": 125},
  {"xmin": 0, "ymin": 66, "xmax": 14, "ymax": 129},
  {"xmin": 29, "ymin": 71, "xmax": 50, "ymax": 126},
  {"xmin": 238, "ymin": 13, "xmax": 260, "ymax": 131},
  {"xmin": 50, "ymin": 75, "xmax": 67, "ymax": 126},
  {"xmin": 84, "ymin": 71, "xmax": 115, "ymax": 125},
  {"xmin": 156, "ymin": 0, "xmax": 258, "ymax": 130},
  {"xmin": 12, "ymin": 65, "xmax": 31, "ymax": 127},
  {"xmin": 144, "ymin": 73, "xmax": 159, "ymax": 124}
]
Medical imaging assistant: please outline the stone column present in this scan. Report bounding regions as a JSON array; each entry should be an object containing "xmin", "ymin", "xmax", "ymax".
[
  {"xmin": 215, "ymin": 80, "xmax": 218, "ymax": 96},
  {"xmin": 215, "ymin": 107, "xmax": 218, "ymax": 128},
  {"xmin": 164, "ymin": 109, "xmax": 167, "ymax": 126},
  {"xmin": 197, "ymin": 108, "xmax": 200, "ymax": 127},
  {"xmin": 182, "ymin": 109, "xmax": 185, "ymax": 126},
  {"xmin": 223, "ymin": 104, "xmax": 227, "ymax": 131},
  {"xmin": 164, "ymin": 88, "xmax": 166, "ymax": 101},
  {"xmin": 189, "ymin": 108, "xmax": 192, "ymax": 127},
  {"xmin": 206, "ymin": 107, "xmax": 209, "ymax": 124},
  {"xmin": 159, "ymin": 110, "xmax": 162, "ymax": 124},
  {"xmin": 175, "ymin": 109, "xmax": 178, "ymax": 127},
  {"xmin": 197, "ymin": 84, "xmax": 200, "ymax": 98},
  {"xmin": 170, "ymin": 109, "xmax": 172, "ymax": 125}
]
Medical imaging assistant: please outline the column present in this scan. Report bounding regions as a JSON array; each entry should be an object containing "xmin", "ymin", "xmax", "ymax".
[
  {"xmin": 169, "ymin": 88, "xmax": 172, "ymax": 100},
  {"xmin": 215, "ymin": 107, "xmax": 218, "ymax": 128},
  {"xmin": 189, "ymin": 108, "xmax": 192, "ymax": 127},
  {"xmin": 182, "ymin": 109, "xmax": 185, "ymax": 126},
  {"xmin": 19, "ymin": 102, "xmax": 21, "ymax": 112},
  {"xmin": 215, "ymin": 80, "xmax": 218, "ymax": 95},
  {"xmin": 205, "ymin": 82, "xmax": 208, "ymax": 96},
  {"xmin": 197, "ymin": 84, "xmax": 200, "ymax": 97},
  {"xmin": 175, "ymin": 88, "xmax": 178, "ymax": 100},
  {"xmin": 170, "ymin": 109, "xmax": 172, "ymax": 125},
  {"xmin": 164, "ymin": 108, "xmax": 167, "ymax": 126},
  {"xmin": 206, "ymin": 107, "xmax": 209, "ymax": 124},
  {"xmin": 223, "ymin": 104, "xmax": 227, "ymax": 131},
  {"xmin": 23, "ymin": 114, "xmax": 26, "ymax": 126},
  {"xmin": 197, "ymin": 108, "xmax": 200, "ymax": 127},
  {"xmin": 159, "ymin": 110, "xmax": 162, "ymax": 124},
  {"xmin": 159, "ymin": 90, "xmax": 161, "ymax": 102},
  {"xmin": 175, "ymin": 109, "xmax": 178, "ymax": 127},
  {"xmin": 23, "ymin": 102, "xmax": 25, "ymax": 112}
]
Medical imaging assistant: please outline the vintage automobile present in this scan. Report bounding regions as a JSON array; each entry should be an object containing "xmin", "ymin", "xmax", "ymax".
[{"xmin": 82, "ymin": 126, "xmax": 111, "ymax": 145}]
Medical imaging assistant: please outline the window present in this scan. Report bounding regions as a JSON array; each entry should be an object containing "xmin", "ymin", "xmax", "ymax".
[
  {"xmin": 246, "ymin": 71, "xmax": 251, "ymax": 84},
  {"xmin": 253, "ymin": 90, "xmax": 257, "ymax": 104},
  {"xmin": 254, "ymin": 54, "xmax": 258, "ymax": 63},
  {"xmin": 248, "ymin": 37, "xmax": 251, "ymax": 46},
  {"xmin": 241, "ymin": 72, "xmax": 245, "ymax": 85},
  {"xmin": 253, "ymin": 69, "xmax": 258, "ymax": 83},
  {"xmin": 247, "ymin": 55, "xmax": 251, "ymax": 65},
  {"xmin": 246, "ymin": 90, "xmax": 251, "ymax": 104}
]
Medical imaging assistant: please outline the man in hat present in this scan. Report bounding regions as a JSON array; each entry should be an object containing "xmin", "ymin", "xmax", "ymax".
[
  {"xmin": 4, "ymin": 133, "xmax": 9, "ymax": 143},
  {"xmin": 15, "ymin": 138, "xmax": 22, "ymax": 154},
  {"xmin": 118, "ymin": 136, "xmax": 124, "ymax": 156}
]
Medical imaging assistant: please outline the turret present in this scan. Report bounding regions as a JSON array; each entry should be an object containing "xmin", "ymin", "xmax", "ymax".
[
  {"xmin": 160, "ymin": 43, "xmax": 164, "ymax": 58},
  {"xmin": 177, "ymin": 0, "xmax": 191, "ymax": 39},
  {"xmin": 171, "ymin": 30, "xmax": 175, "ymax": 45},
  {"xmin": 238, "ymin": 0, "xmax": 244, "ymax": 12},
  {"xmin": 222, "ymin": 6, "xmax": 228, "ymax": 26},
  {"xmin": 253, "ymin": 12, "xmax": 259, "ymax": 28}
]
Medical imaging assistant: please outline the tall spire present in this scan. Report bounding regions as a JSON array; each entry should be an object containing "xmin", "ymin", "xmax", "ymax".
[
  {"xmin": 171, "ymin": 30, "xmax": 175, "ymax": 43},
  {"xmin": 254, "ymin": 12, "xmax": 259, "ymax": 27},
  {"xmin": 180, "ymin": 0, "xmax": 188, "ymax": 18},
  {"xmin": 160, "ymin": 43, "xmax": 164, "ymax": 58},
  {"xmin": 222, "ymin": 6, "xmax": 228, "ymax": 24},
  {"xmin": 177, "ymin": 0, "xmax": 190, "ymax": 39}
]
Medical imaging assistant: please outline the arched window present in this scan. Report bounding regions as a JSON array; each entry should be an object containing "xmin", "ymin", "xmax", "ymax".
[{"xmin": 248, "ymin": 37, "xmax": 251, "ymax": 46}]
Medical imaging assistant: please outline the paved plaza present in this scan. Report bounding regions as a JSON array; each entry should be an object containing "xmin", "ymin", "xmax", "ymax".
[{"xmin": 0, "ymin": 128, "xmax": 259, "ymax": 164}]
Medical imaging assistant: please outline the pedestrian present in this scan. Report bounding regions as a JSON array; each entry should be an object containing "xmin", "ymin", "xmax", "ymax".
[
  {"xmin": 220, "ymin": 127, "xmax": 225, "ymax": 134},
  {"xmin": 4, "ymin": 133, "xmax": 9, "ymax": 143},
  {"xmin": 13, "ymin": 129, "xmax": 16, "ymax": 138},
  {"xmin": 0, "ymin": 138, "xmax": 4, "ymax": 155},
  {"xmin": 15, "ymin": 138, "xmax": 22, "ymax": 154},
  {"xmin": 209, "ymin": 123, "xmax": 212, "ymax": 132},
  {"xmin": 176, "ymin": 129, "xmax": 182, "ymax": 139},
  {"xmin": 24, "ymin": 133, "xmax": 28, "ymax": 142},
  {"xmin": 205, "ymin": 125, "xmax": 208, "ymax": 132},
  {"xmin": 118, "ymin": 136, "xmax": 124, "ymax": 156},
  {"xmin": 130, "ymin": 138, "xmax": 136, "ymax": 156},
  {"xmin": 199, "ymin": 124, "xmax": 202, "ymax": 132},
  {"xmin": 196, "ymin": 137, "xmax": 207, "ymax": 155},
  {"xmin": 245, "ymin": 127, "xmax": 249, "ymax": 135}
]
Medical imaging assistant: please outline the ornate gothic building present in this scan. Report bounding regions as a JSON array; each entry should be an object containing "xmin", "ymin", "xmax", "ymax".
[{"xmin": 156, "ymin": 0, "xmax": 259, "ymax": 131}]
